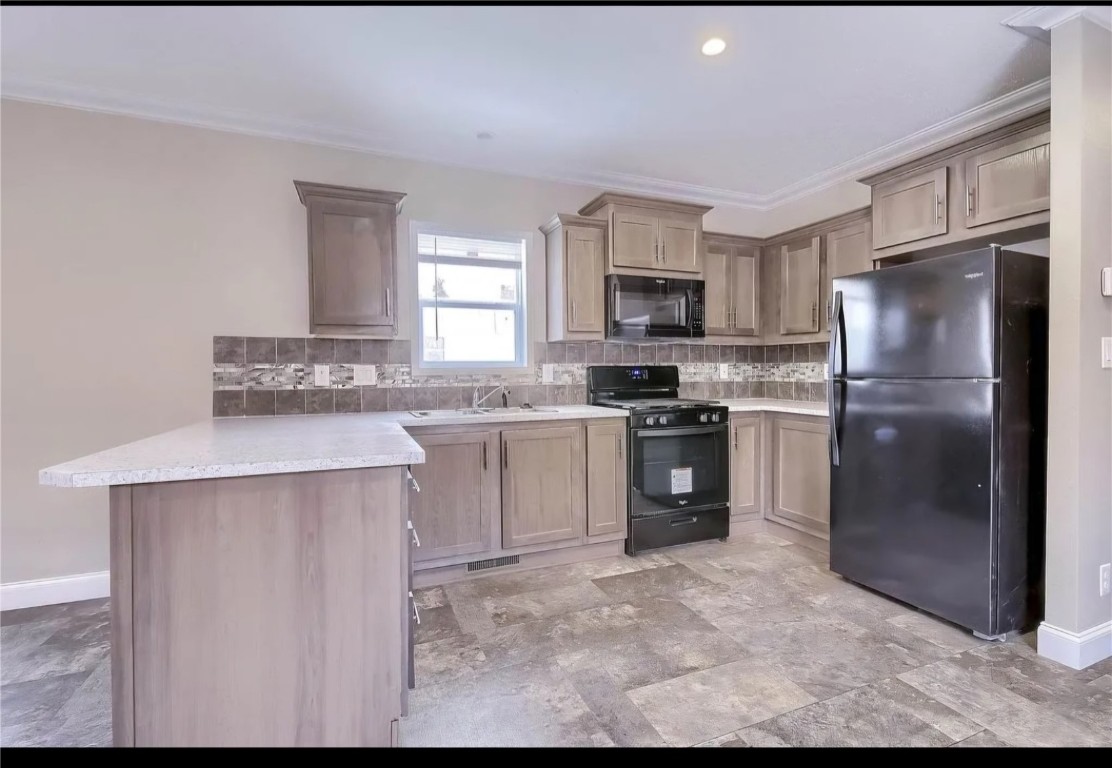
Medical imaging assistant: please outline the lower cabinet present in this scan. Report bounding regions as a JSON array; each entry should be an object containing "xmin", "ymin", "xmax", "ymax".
[
  {"xmin": 729, "ymin": 415, "xmax": 761, "ymax": 521},
  {"xmin": 768, "ymin": 415, "xmax": 830, "ymax": 539},
  {"xmin": 501, "ymin": 425, "xmax": 585, "ymax": 548},
  {"xmin": 408, "ymin": 430, "xmax": 497, "ymax": 562},
  {"xmin": 586, "ymin": 419, "xmax": 627, "ymax": 536}
]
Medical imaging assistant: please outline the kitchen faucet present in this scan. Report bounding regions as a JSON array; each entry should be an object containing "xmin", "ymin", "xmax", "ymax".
[{"xmin": 472, "ymin": 385, "xmax": 509, "ymax": 409}]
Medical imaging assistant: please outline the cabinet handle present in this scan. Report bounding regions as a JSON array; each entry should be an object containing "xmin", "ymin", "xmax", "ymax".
[
  {"xmin": 966, "ymin": 186, "xmax": 974, "ymax": 217},
  {"xmin": 654, "ymin": 239, "xmax": 660, "ymax": 263},
  {"xmin": 406, "ymin": 469, "xmax": 420, "ymax": 493},
  {"xmin": 409, "ymin": 592, "xmax": 420, "ymax": 626},
  {"xmin": 385, "ymin": 288, "xmax": 392, "ymax": 318},
  {"xmin": 811, "ymin": 302, "xmax": 817, "ymax": 327},
  {"xmin": 618, "ymin": 435, "xmax": 623, "ymax": 459},
  {"xmin": 503, "ymin": 441, "xmax": 508, "ymax": 469},
  {"xmin": 482, "ymin": 441, "xmax": 487, "ymax": 470},
  {"xmin": 661, "ymin": 241, "xmax": 666, "ymax": 263},
  {"xmin": 572, "ymin": 300, "xmax": 577, "ymax": 324},
  {"xmin": 935, "ymin": 195, "xmax": 943, "ymax": 224},
  {"xmin": 408, "ymin": 520, "xmax": 420, "ymax": 548},
  {"xmin": 733, "ymin": 425, "xmax": 738, "ymax": 449},
  {"xmin": 827, "ymin": 298, "xmax": 832, "ymax": 322}
]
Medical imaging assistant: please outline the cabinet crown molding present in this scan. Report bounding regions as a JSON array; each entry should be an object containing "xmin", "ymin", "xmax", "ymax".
[
  {"xmin": 762, "ymin": 207, "xmax": 871, "ymax": 247},
  {"xmin": 703, "ymin": 231, "xmax": 764, "ymax": 247},
  {"xmin": 294, "ymin": 180, "xmax": 406, "ymax": 210},
  {"xmin": 540, "ymin": 213, "xmax": 608, "ymax": 235},
  {"xmin": 578, "ymin": 192, "xmax": 713, "ymax": 218}
]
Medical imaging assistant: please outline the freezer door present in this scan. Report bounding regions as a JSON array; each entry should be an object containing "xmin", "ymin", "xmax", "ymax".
[
  {"xmin": 832, "ymin": 248, "xmax": 997, "ymax": 379},
  {"xmin": 829, "ymin": 378, "xmax": 997, "ymax": 635}
]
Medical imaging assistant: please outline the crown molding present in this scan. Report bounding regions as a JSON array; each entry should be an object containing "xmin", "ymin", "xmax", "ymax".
[
  {"xmin": 1, "ymin": 74, "xmax": 1050, "ymax": 215},
  {"xmin": 1003, "ymin": 6, "xmax": 1112, "ymax": 42}
]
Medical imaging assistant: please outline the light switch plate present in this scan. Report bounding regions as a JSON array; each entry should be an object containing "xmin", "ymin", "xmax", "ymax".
[
  {"xmin": 1103, "ymin": 338, "xmax": 1112, "ymax": 370},
  {"xmin": 1102, "ymin": 267, "xmax": 1112, "ymax": 297},
  {"xmin": 313, "ymin": 364, "xmax": 330, "ymax": 387},
  {"xmin": 542, "ymin": 363, "xmax": 555, "ymax": 384},
  {"xmin": 353, "ymin": 364, "xmax": 377, "ymax": 386},
  {"xmin": 719, "ymin": 363, "xmax": 730, "ymax": 380}
]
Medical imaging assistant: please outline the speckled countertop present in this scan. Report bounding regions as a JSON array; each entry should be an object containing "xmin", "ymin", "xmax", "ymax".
[
  {"xmin": 38, "ymin": 406, "xmax": 622, "ymax": 488},
  {"xmin": 39, "ymin": 400, "xmax": 826, "ymax": 488}
]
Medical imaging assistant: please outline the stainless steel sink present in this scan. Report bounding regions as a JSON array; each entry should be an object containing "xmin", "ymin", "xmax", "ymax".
[{"xmin": 456, "ymin": 406, "xmax": 556, "ymax": 415}]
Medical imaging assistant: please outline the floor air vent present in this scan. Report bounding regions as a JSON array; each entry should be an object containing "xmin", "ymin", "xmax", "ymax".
[{"xmin": 466, "ymin": 555, "xmax": 520, "ymax": 572}]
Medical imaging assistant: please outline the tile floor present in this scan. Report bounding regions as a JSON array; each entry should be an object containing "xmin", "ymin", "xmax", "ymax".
[{"xmin": 2, "ymin": 531, "xmax": 1109, "ymax": 747}]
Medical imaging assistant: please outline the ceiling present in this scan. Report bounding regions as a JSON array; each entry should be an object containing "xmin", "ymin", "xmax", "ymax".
[{"xmin": 1, "ymin": 6, "xmax": 1050, "ymax": 208}]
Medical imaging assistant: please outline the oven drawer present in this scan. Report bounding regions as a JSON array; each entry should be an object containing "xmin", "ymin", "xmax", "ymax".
[{"xmin": 627, "ymin": 506, "xmax": 729, "ymax": 555}]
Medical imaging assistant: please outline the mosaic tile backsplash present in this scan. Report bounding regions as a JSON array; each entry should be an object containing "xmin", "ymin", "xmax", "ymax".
[{"xmin": 213, "ymin": 337, "xmax": 828, "ymax": 417}]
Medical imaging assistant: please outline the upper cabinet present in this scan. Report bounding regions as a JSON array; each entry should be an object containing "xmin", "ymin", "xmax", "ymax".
[
  {"xmin": 779, "ymin": 236, "xmax": 822, "ymax": 335},
  {"xmin": 963, "ymin": 129, "xmax": 1050, "ymax": 229},
  {"xmin": 294, "ymin": 181, "xmax": 405, "ymax": 335},
  {"xmin": 861, "ymin": 114, "xmax": 1050, "ymax": 261},
  {"xmin": 871, "ymin": 167, "xmax": 948, "ymax": 249},
  {"xmin": 579, "ymin": 193, "xmax": 711, "ymax": 277},
  {"xmin": 542, "ymin": 215, "xmax": 607, "ymax": 341},
  {"xmin": 703, "ymin": 232, "xmax": 760, "ymax": 336},
  {"xmin": 824, "ymin": 217, "xmax": 872, "ymax": 330}
]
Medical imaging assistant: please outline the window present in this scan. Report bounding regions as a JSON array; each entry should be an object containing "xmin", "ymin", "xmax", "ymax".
[{"xmin": 415, "ymin": 226, "xmax": 527, "ymax": 370}]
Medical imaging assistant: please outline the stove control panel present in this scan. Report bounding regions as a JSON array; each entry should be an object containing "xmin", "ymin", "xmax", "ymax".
[{"xmin": 634, "ymin": 406, "xmax": 729, "ymax": 430}]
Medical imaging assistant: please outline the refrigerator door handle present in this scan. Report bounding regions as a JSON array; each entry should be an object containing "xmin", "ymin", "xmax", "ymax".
[{"xmin": 828, "ymin": 290, "xmax": 844, "ymax": 467}]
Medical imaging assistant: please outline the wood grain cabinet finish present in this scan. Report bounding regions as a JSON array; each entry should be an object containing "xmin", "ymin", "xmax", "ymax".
[
  {"xmin": 704, "ymin": 234, "xmax": 760, "ymax": 336},
  {"xmin": 824, "ymin": 219, "xmax": 872, "ymax": 329},
  {"xmin": 780, "ymin": 236, "xmax": 822, "ymax": 335},
  {"xmin": 295, "ymin": 181, "xmax": 405, "ymax": 335},
  {"xmin": 578, "ymin": 193, "xmax": 711, "ymax": 277},
  {"xmin": 408, "ymin": 431, "xmax": 497, "ymax": 562},
  {"xmin": 586, "ymin": 419, "xmax": 628, "ymax": 537},
  {"xmin": 542, "ymin": 215, "xmax": 606, "ymax": 340},
  {"xmin": 730, "ymin": 415, "xmax": 761, "ymax": 521},
  {"xmin": 964, "ymin": 130, "xmax": 1050, "ymax": 228},
  {"xmin": 115, "ymin": 467, "xmax": 405, "ymax": 747},
  {"xmin": 501, "ymin": 425, "xmax": 585, "ymax": 548},
  {"xmin": 769, "ymin": 416, "xmax": 830, "ymax": 540},
  {"xmin": 871, "ymin": 166, "xmax": 948, "ymax": 249}
]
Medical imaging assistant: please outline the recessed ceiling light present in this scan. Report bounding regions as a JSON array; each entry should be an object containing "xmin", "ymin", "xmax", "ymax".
[
  {"xmin": 701, "ymin": 37, "xmax": 726, "ymax": 56},
  {"xmin": 476, "ymin": 131, "xmax": 495, "ymax": 140}
]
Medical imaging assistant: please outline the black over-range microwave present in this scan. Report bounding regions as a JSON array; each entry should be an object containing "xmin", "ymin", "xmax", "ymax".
[{"xmin": 606, "ymin": 274, "xmax": 705, "ymax": 339}]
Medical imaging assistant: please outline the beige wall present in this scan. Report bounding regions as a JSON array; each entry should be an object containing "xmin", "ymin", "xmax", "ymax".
[
  {"xmin": 1044, "ymin": 17, "xmax": 1112, "ymax": 636},
  {"xmin": 0, "ymin": 100, "xmax": 863, "ymax": 585}
]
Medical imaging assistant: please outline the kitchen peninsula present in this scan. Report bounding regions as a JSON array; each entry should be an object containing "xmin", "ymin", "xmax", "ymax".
[{"xmin": 39, "ymin": 399, "xmax": 823, "ymax": 747}]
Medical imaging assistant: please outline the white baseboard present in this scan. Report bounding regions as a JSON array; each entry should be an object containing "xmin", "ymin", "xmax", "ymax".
[
  {"xmin": 1038, "ymin": 620, "xmax": 1112, "ymax": 670},
  {"xmin": 0, "ymin": 571, "xmax": 110, "ymax": 611}
]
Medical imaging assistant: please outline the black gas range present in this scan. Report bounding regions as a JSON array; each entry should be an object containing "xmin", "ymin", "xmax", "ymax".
[{"xmin": 588, "ymin": 366, "xmax": 731, "ymax": 555}]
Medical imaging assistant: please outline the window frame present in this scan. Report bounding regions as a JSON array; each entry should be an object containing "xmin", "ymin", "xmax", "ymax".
[{"xmin": 409, "ymin": 221, "xmax": 530, "ymax": 375}]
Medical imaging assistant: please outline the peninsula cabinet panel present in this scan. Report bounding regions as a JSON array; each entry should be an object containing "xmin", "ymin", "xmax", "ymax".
[
  {"xmin": 658, "ymin": 217, "xmax": 701, "ymax": 273},
  {"xmin": 612, "ymin": 212, "xmax": 659, "ymax": 270},
  {"xmin": 780, "ymin": 236, "xmax": 822, "ymax": 335},
  {"xmin": 871, "ymin": 166, "xmax": 948, "ymax": 249},
  {"xmin": 127, "ymin": 467, "xmax": 404, "ymax": 747},
  {"xmin": 501, "ymin": 425, "xmax": 584, "ymax": 548},
  {"xmin": 586, "ymin": 420, "xmax": 628, "ymax": 537},
  {"xmin": 730, "ymin": 415, "xmax": 761, "ymax": 521},
  {"xmin": 295, "ymin": 181, "xmax": 405, "ymax": 335},
  {"xmin": 964, "ymin": 130, "xmax": 1050, "ymax": 229},
  {"xmin": 769, "ymin": 416, "xmax": 830, "ymax": 539},
  {"xmin": 408, "ymin": 431, "xmax": 497, "ymax": 562}
]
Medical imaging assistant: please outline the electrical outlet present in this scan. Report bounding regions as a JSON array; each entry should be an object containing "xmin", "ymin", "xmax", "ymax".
[
  {"xmin": 1100, "ymin": 563, "xmax": 1111, "ymax": 597},
  {"xmin": 542, "ymin": 363, "xmax": 555, "ymax": 384},
  {"xmin": 313, "ymin": 364, "xmax": 330, "ymax": 387},
  {"xmin": 719, "ymin": 363, "xmax": 730, "ymax": 380},
  {"xmin": 353, "ymin": 364, "xmax": 377, "ymax": 386},
  {"xmin": 823, "ymin": 362, "xmax": 830, "ymax": 380}
]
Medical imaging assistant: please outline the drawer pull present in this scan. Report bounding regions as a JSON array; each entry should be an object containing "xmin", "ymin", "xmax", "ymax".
[
  {"xmin": 409, "ymin": 592, "xmax": 420, "ymax": 625},
  {"xmin": 408, "ymin": 521, "xmax": 420, "ymax": 548},
  {"xmin": 670, "ymin": 516, "xmax": 699, "ymax": 527},
  {"xmin": 406, "ymin": 469, "xmax": 420, "ymax": 493}
]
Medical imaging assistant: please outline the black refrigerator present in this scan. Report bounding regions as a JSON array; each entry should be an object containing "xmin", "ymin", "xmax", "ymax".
[{"xmin": 828, "ymin": 246, "xmax": 1048, "ymax": 639}]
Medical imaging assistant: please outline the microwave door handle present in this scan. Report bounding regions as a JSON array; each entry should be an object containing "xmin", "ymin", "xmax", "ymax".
[{"xmin": 685, "ymin": 287, "xmax": 694, "ymax": 330}]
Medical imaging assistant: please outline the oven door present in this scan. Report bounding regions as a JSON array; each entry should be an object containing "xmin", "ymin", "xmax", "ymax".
[
  {"xmin": 608, "ymin": 275, "xmax": 699, "ymax": 338},
  {"xmin": 630, "ymin": 424, "xmax": 730, "ymax": 517}
]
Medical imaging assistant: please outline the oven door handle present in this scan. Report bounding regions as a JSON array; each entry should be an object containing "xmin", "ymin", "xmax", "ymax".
[{"xmin": 634, "ymin": 426, "xmax": 727, "ymax": 439}]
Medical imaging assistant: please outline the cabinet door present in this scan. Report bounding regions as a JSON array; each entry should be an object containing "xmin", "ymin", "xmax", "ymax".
[
  {"xmin": 703, "ymin": 243, "xmax": 733, "ymax": 334},
  {"xmin": 732, "ymin": 246, "xmax": 760, "ymax": 336},
  {"xmin": 408, "ymin": 431, "xmax": 495, "ymax": 562},
  {"xmin": 730, "ymin": 416, "xmax": 761, "ymax": 521},
  {"xmin": 872, "ymin": 166, "xmax": 948, "ymax": 249},
  {"xmin": 586, "ymin": 420, "xmax": 628, "ymax": 537},
  {"xmin": 770, "ymin": 417, "xmax": 830, "ymax": 538},
  {"xmin": 612, "ymin": 212, "xmax": 659, "ymax": 270},
  {"xmin": 658, "ymin": 217, "xmax": 701, "ymax": 273},
  {"xmin": 964, "ymin": 131, "xmax": 1050, "ymax": 228},
  {"xmin": 309, "ymin": 198, "xmax": 396, "ymax": 330},
  {"xmin": 565, "ymin": 226, "xmax": 605, "ymax": 333},
  {"xmin": 501, "ymin": 426, "xmax": 584, "ymax": 548},
  {"xmin": 780, "ymin": 236, "xmax": 821, "ymax": 334},
  {"xmin": 825, "ymin": 221, "xmax": 872, "ymax": 328}
]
